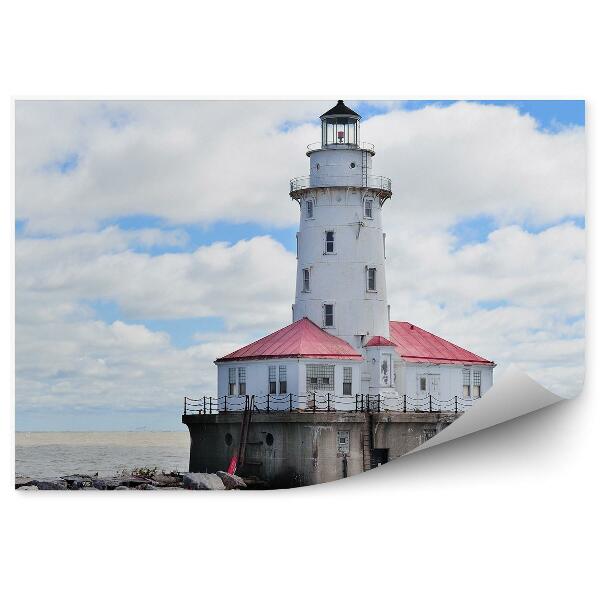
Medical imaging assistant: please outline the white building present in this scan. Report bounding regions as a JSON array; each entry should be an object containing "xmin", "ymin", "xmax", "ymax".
[{"xmin": 214, "ymin": 101, "xmax": 494, "ymax": 412}]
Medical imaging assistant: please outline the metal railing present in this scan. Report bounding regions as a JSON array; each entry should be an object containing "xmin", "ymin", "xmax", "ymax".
[
  {"xmin": 184, "ymin": 393, "xmax": 473, "ymax": 416},
  {"xmin": 306, "ymin": 141, "xmax": 375, "ymax": 153},
  {"xmin": 289, "ymin": 174, "xmax": 392, "ymax": 195}
]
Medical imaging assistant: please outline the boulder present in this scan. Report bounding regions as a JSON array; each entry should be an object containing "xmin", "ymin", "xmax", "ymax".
[
  {"xmin": 61, "ymin": 475, "xmax": 94, "ymax": 490},
  {"xmin": 15, "ymin": 477, "xmax": 35, "ymax": 489},
  {"xmin": 92, "ymin": 478, "xmax": 111, "ymax": 490},
  {"xmin": 114, "ymin": 486, "xmax": 129, "ymax": 490},
  {"xmin": 93, "ymin": 477, "xmax": 146, "ymax": 490},
  {"xmin": 216, "ymin": 471, "xmax": 247, "ymax": 490},
  {"xmin": 31, "ymin": 479, "xmax": 68, "ymax": 490},
  {"xmin": 137, "ymin": 483, "xmax": 159, "ymax": 490},
  {"xmin": 17, "ymin": 485, "xmax": 39, "ymax": 491},
  {"xmin": 182, "ymin": 472, "xmax": 225, "ymax": 490},
  {"xmin": 151, "ymin": 473, "xmax": 182, "ymax": 487}
]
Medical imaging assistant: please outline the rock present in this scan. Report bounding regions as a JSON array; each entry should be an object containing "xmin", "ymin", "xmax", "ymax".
[
  {"xmin": 114, "ymin": 486, "xmax": 129, "ymax": 490},
  {"xmin": 182, "ymin": 472, "xmax": 225, "ymax": 490},
  {"xmin": 17, "ymin": 485, "xmax": 39, "ymax": 490},
  {"xmin": 15, "ymin": 477, "xmax": 35, "ymax": 488},
  {"xmin": 92, "ymin": 477, "xmax": 146, "ymax": 490},
  {"xmin": 151, "ymin": 473, "xmax": 182, "ymax": 487},
  {"xmin": 216, "ymin": 471, "xmax": 247, "ymax": 490},
  {"xmin": 92, "ymin": 479, "xmax": 111, "ymax": 490},
  {"xmin": 31, "ymin": 479, "xmax": 68, "ymax": 490},
  {"xmin": 137, "ymin": 484, "xmax": 159, "ymax": 490},
  {"xmin": 61, "ymin": 475, "xmax": 94, "ymax": 490}
]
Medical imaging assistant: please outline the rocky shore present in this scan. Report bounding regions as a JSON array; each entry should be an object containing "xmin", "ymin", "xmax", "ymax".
[{"xmin": 15, "ymin": 468, "xmax": 249, "ymax": 491}]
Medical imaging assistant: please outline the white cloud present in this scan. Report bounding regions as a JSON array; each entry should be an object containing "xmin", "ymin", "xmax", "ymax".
[
  {"xmin": 16, "ymin": 231, "xmax": 296, "ymax": 413},
  {"xmin": 16, "ymin": 101, "xmax": 585, "ymax": 234},
  {"xmin": 17, "ymin": 229, "xmax": 295, "ymax": 328}
]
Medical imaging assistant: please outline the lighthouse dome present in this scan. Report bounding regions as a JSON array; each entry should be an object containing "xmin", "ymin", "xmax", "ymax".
[{"xmin": 320, "ymin": 99, "xmax": 360, "ymax": 147}]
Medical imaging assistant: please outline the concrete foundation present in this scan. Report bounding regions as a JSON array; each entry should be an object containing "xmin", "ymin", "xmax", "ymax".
[{"xmin": 182, "ymin": 411, "xmax": 459, "ymax": 488}]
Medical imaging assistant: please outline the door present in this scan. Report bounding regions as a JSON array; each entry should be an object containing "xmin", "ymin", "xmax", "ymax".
[
  {"xmin": 417, "ymin": 373, "xmax": 440, "ymax": 409},
  {"xmin": 428, "ymin": 374, "xmax": 440, "ymax": 400}
]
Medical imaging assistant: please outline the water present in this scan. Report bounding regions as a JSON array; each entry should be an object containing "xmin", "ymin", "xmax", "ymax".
[{"xmin": 15, "ymin": 431, "xmax": 190, "ymax": 479}]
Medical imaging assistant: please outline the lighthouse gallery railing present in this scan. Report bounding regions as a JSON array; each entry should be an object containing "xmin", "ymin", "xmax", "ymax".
[
  {"xmin": 184, "ymin": 393, "xmax": 473, "ymax": 415},
  {"xmin": 289, "ymin": 174, "xmax": 392, "ymax": 194}
]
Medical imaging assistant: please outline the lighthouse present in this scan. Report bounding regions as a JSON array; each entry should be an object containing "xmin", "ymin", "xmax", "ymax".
[
  {"xmin": 290, "ymin": 100, "xmax": 392, "ymax": 349},
  {"xmin": 183, "ymin": 100, "xmax": 495, "ymax": 487}
]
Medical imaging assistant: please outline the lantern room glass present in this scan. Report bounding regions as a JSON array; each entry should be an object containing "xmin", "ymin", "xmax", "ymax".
[{"xmin": 321, "ymin": 117, "xmax": 359, "ymax": 147}]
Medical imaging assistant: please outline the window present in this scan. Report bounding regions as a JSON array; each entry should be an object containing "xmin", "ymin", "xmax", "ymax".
[
  {"xmin": 367, "ymin": 267, "xmax": 376, "ymax": 291},
  {"xmin": 238, "ymin": 367, "xmax": 246, "ymax": 395},
  {"xmin": 364, "ymin": 197, "xmax": 373, "ymax": 219},
  {"xmin": 295, "ymin": 233, "xmax": 299, "ymax": 259},
  {"xmin": 279, "ymin": 365, "xmax": 287, "ymax": 394},
  {"xmin": 419, "ymin": 376, "xmax": 427, "ymax": 394},
  {"xmin": 302, "ymin": 268, "xmax": 310, "ymax": 292},
  {"xmin": 473, "ymin": 371, "xmax": 481, "ymax": 398},
  {"xmin": 325, "ymin": 230, "xmax": 335, "ymax": 254},
  {"xmin": 306, "ymin": 364, "xmax": 335, "ymax": 391},
  {"xmin": 228, "ymin": 367, "xmax": 236, "ymax": 395},
  {"xmin": 268, "ymin": 366, "xmax": 277, "ymax": 394},
  {"xmin": 423, "ymin": 428, "xmax": 437, "ymax": 441},
  {"xmin": 343, "ymin": 367, "xmax": 352, "ymax": 395},
  {"xmin": 306, "ymin": 199, "xmax": 314, "ymax": 219},
  {"xmin": 429, "ymin": 374, "xmax": 440, "ymax": 396},
  {"xmin": 323, "ymin": 303, "xmax": 334, "ymax": 327},
  {"xmin": 463, "ymin": 369, "xmax": 471, "ymax": 398},
  {"xmin": 381, "ymin": 353, "xmax": 391, "ymax": 386}
]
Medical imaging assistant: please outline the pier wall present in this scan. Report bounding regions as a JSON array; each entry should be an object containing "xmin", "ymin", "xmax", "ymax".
[{"xmin": 182, "ymin": 411, "xmax": 458, "ymax": 488}]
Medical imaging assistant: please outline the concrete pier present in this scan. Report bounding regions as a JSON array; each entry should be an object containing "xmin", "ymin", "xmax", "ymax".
[{"xmin": 182, "ymin": 411, "xmax": 458, "ymax": 488}]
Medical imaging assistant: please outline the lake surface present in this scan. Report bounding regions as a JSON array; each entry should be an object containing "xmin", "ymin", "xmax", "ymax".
[{"xmin": 15, "ymin": 431, "xmax": 190, "ymax": 478}]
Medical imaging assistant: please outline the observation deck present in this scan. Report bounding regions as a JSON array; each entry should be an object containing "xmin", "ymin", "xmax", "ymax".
[
  {"xmin": 289, "ymin": 173, "xmax": 392, "ymax": 200},
  {"xmin": 306, "ymin": 141, "xmax": 375, "ymax": 156}
]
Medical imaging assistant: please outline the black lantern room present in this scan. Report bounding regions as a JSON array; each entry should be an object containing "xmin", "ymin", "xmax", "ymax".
[{"xmin": 320, "ymin": 100, "xmax": 360, "ymax": 148}]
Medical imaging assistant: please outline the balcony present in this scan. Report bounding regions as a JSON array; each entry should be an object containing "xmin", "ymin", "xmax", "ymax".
[
  {"xmin": 306, "ymin": 141, "xmax": 375, "ymax": 155},
  {"xmin": 289, "ymin": 174, "xmax": 392, "ymax": 199}
]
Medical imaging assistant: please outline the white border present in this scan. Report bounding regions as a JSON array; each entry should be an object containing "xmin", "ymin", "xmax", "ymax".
[{"xmin": 2, "ymin": 2, "xmax": 597, "ymax": 599}]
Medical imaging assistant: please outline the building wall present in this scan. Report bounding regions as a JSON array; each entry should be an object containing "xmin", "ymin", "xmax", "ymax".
[
  {"xmin": 216, "ymin": 358, "xmax": 362, "ymax": 411},
  {"xmin": 396, "ymin": 361, "xmax": 494, "ymax": 409},
  {"xmin": 215, "ymin": 358, "xmax": 493, "ymax": 411},
  {"xmin": 308, "ymin": 147, "xmax": 372, "ymax": 188},
  {"xmin": 183, "ymin": 411, "xmax": 459, "ymax": 489}
]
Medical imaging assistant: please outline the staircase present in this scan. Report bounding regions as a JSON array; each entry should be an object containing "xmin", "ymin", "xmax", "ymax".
[
  {"xmin": 361, "ymin": 149, "xmax": 369, "ymax": 187},
  {"xmin": 362, "ymin": 413, "xmax": 373, "ymax": 472},
  {"xmin": 229, "ymin": 395, "xmax": 255, "ymax": 475}
]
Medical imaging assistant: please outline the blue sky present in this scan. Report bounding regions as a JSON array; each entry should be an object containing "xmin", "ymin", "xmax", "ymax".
[{"xmin": 15, "ymin": 99, "xmax": 586, "ymax": 430}]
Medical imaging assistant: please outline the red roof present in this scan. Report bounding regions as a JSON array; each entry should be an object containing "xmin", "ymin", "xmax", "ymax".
[
  {"xmin": 216, "ymin": 318, "xmax": 362, "ymax": 362},
  {"xmin": 365, "ymin": 335, "xmax": 395, "ymax": 347},
  {"xmin": 389, "ymin": 321, "xmax": 494, "ymax": 365}
]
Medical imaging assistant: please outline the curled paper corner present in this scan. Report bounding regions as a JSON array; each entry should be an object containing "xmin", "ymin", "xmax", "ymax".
[{"xmin": 409, "ymin": 365, "xmax": 565, "ymax": 454}]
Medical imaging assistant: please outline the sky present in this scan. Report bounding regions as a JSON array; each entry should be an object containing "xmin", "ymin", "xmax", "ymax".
[{"xmin": 15, "ymin": 99, "xmax": 586, "ymax": 431}]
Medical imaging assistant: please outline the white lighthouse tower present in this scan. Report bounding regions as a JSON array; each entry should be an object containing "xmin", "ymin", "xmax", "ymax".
[{"xmin": 290, "ymin": 100, "xmax": 392, "ymax": 349}]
